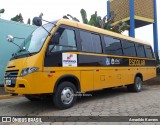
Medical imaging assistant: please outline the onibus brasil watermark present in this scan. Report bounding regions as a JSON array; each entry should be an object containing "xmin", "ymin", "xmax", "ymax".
[
  {"xmin": 1, "ymin": 116, "xmax": 160, "ymax": 122},
  {"xmin": 2, "ymin": 117, "xmax": 42, "ymax": 123}
]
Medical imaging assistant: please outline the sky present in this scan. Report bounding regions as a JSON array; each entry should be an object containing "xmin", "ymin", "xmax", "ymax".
[{"xmin": 0, "ymin": 0, "xmax": 160, "ymax": 52}]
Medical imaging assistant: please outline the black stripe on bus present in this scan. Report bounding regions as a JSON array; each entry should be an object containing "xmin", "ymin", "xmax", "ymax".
[
  {"xmin": 78, "ymin": 54, "xmax": 156, "ymax": 67},
  {"xmin": 44, "ymin": 53, "xmax": 156, "ymax": 67}
]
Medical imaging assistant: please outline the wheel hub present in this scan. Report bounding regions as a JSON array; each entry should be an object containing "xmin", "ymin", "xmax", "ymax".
[
  {"xmin": 61, "ymin": 87, "xmax": 74, "ymax": 105},
  {"xmin": 136, "ymin": 79, "xmax": 142, "ymax": 90}
]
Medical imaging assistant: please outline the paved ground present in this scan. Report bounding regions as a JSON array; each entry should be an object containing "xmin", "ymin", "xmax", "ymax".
[
  {"xmin": 0, "ymin": 84, "xmax": 160, "ymax": 124},
  {"xmin": 0, "ymin": 77, "xmax": 160, "ymax": 124},
  {"xmin": 0, "ymin": 87, "xmax": 8, "ymax": 95}
]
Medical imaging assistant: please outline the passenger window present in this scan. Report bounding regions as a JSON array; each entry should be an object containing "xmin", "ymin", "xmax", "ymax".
[
  {"xmin": 104, "ymin": 36, "xmax": 123, "ymax": 55},
  {"xmin": 80, "ymin": 31, "xmax": 102, "ymax": 53},
  {"xmin": 135, "ymin": 43, "xmax": 146, "ymax": 58},
  {"xmin": 144, "ymin": 45, "xmax": 153, "ymax": 58},
  {"xmin": 122, "ymin": 40, "xmax": 136, "ymax": 56},
  {"xmin": 49, "ymin": 28, "xmax": 77, "ymax": 52}
]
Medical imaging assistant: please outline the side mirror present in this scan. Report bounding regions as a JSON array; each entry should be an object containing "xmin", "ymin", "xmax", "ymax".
[
  {"xmin": 50, "ymin": 33, "xmax": 60, "ymax": 45},
  {"xmin": 6, "ymin": 35, "xmax": 14, "ymax": 42},
  {"xmin": 32, "ymin": 17, "xmax": 42, "ymax": 26}
]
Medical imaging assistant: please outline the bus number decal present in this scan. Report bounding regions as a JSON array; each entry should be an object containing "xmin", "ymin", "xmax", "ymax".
[
  {"xmin": 129, "ymin": 59, "xmax": 145, "ymax": 66},
  {"xmin": 62, "ymin": 53, "xmax": 77, "ymax": 67},
  {"xmin": 111, "ymin": 58, "xmax": 121, "ymax": 65},
  {"xmin": 106, "ymin": 58, "xmax": 121, "ymax": 66}
]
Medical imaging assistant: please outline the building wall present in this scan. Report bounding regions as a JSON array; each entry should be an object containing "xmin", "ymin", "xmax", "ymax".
[
  {"xmin": 110, "ymin": 0, "xmax": 154, "ymax": 25},
  {"xmin": 110, "ymin": 0, "xmax": 130, "ymax": 22},
  {"xmin": 0, "ymin": 19, "xmax": 37, "ymax": 85},
  {"xmin": 134, "ymin": 0, "xmax": 154, "ymax": 19}
]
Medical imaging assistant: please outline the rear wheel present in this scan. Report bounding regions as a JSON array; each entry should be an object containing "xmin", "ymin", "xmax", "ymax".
[
  {"xmin": 127, "ymin": 76, "xmax": 142, "ymax": 92},
  {"xmin": 53, "ymin": 82, "xmax": 77, "ymax": 110}
]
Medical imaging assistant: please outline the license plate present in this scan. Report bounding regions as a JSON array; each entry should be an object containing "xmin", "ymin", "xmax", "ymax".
[{"xmin": 6, "ymin": 80, "xmax": 11, "ymax": 85}]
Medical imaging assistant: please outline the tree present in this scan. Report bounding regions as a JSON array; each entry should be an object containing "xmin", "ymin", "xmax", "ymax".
[
  {"xmin": 0, "ymin": 9, "xmax": 5, "ymax": 17},
  {"xmin": 80, "ymin": 9, "xmax": 129, "ymax": 33},
  {"xmin": 63, "ymin": 9, "xmax": 129, "ymax": 34},
  {"xmin": 27, "ymin": 18, "xmax": 31, "ymax": 24},
  {"xmin": 11, "ymin": 13, "xmax": 24, "ymax": 23},
  {"xmin": 63, "ymin": 14, "xmax": 80, "ymax": 22},
  {"xmin": 80, "ymin": 9, "xmax": 88, "ymax": 24},
  {"xmin": 0, "ymin": 9, "xmax": 5, "ymax": 13}
]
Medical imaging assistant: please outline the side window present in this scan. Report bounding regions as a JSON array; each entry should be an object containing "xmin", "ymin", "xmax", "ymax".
[
  {"xmin": 104, "ymin": 36, "xmax": 123, "ymax": 55},
  {"xmin": 122, "ymin": 40, "xmax": 136, "ymax": 56},
  {"xmin": 80, "ymin": 31, "xmax": 102, "ymax": 53},
  {"xmin": 135, "ymin": 43, "xmax": 146, "ymax": 58},
  {"xmin": 49, "ymin": 27, "xmax": 77, "ymax": 52},
  {"xmin": 144, "ymin": 45, "xmax": 153, "ymax": 58}
]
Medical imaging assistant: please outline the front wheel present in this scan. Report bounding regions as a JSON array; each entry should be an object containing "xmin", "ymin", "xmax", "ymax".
[
  {"xmin": 127, "ymin": 77, "xmax": 142, "ymax": 92},
  {"xmin": 53, "ymin": 82, "xmax": 77, "ymax": 110}
]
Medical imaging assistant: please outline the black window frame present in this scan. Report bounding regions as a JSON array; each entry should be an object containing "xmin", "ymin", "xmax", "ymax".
[
  {"xmin": 51, "ymin": 25, "xmax": 154, "ymax": 60},
  {"xmin": 79, "ymin": 29, "xmax": 103, "ymax": 54},
  {"xmin": 103, "ymin": 35, "xmax": 123, "ymax": 56},
  {"xmin": 47, "ymin": 25, "xmax": 81, "ymax": 53},
  {"xmin": 121, "ymin": 39, "xmax": 137, "ymax": 57},
  {"xmin": 144, "ymin": 45, "xmax": 154, "ymax": 59},
  {"xmin": 135, "ymin": 43, "xmax": 146, "ymax": 58}
]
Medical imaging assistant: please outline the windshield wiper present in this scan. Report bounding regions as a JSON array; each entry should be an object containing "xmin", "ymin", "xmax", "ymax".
[{"xmin": 17, "ymin": 49, "xmax": 32, "ymax": 56}]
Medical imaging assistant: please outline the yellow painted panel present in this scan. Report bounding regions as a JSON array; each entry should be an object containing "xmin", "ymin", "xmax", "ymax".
[{"xmin": 80, "ymin": 70, "xmax": 94, "ymax": 92}]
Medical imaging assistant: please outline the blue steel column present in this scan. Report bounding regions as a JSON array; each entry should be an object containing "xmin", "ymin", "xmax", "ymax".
[
  {"xmin": 129, "ymin": 0, "xmax": 135, "ymax": 37},
  {"xmin": 107, "ymin": 1, "xmax": 110, "ymax": 20},
  {"xmin": 153, "ymin": 0, "xmax": 159, "ymax": 55}
]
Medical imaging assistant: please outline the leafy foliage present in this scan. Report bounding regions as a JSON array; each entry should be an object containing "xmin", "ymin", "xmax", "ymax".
[
  {"xmin": 80, "ymin": 9, "xmax": 88, "ymax": 24},
  {"xmin": 0, "ymin": 9, "xmax": 5, "ymax": 17},
  {"xmin": 27, "ymin": 18, "xmax": 31, "ymax": 24},
  {"xmin": 63, "ymin": 14, "xmax": 80, "ymax": 22},
  {"xmin": 0, "ymin": 9, "xmax": 5, "ymax": 14},
  {"xmin": 80, "ymin": 9, "xmax": 129, "ymax": 33},
  {"xmin": 64, "ymin": 9, "xmax": 129, "ymax": 33},
  {"xmin": 11, "ymin": 13, "xmax": 24, "ymax": 23}
]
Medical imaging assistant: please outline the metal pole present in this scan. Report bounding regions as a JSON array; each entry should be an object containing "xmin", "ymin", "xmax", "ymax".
[
  {"xmin": 107, "ymin": 1, "xmax": 110, "ymax": 20},
  {"xmin": 153, "ymin": 0, "xmax": 159, "ymax": 55},
  {"xmin": 129, "ymin": 0, "xmax": 135, "ymax": 37}
]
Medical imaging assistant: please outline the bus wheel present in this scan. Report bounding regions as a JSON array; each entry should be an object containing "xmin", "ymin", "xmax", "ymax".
[
  {"xmin": 53, "ymin": 82, "xmax": 77, "ymax": 110},
  {"xmin": 24, "ymin": 95, "xmax": 41, "ymax": 101},
  {"xmin": 127, "ymin": 77, "xmax": 142, "ymax": 92}
]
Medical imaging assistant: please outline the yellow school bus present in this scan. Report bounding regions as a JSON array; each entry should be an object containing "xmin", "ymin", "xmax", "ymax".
[{"xmin": 4, "ymin": 18, "xmax": 156, "ymax": 109}]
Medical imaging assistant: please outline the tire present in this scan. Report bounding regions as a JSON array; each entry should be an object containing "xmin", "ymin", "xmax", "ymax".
[
  {"xmin": 25, "ymin": 95, "xmax": 41, "ymax": 101},
  {"xmin": 127, "ymin": 77, "xmax": 142, "ymax": 92},
  {"xmin": 53, "ymin": 81, "xmax": 77, "ymax": 110}
]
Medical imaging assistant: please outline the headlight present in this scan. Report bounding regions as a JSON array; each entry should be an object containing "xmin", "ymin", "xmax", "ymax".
[{"xmin": 20, "ymin": 67, "xmax": 39, "ymax": 77}]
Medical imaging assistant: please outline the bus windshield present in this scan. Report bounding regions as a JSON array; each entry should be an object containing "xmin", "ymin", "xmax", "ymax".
[{"xmin": 16, "ymin": 23, "xmax": 55, "ymax": 56}]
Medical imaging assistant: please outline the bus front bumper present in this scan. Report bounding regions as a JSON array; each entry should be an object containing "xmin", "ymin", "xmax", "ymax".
[
  {"xmin": 5, "ymin": 77, "xmax": 33, "ymax": 94},
  {"xmin": 4, "ymin": 73, "xmax": 55, "ymax": 94}
]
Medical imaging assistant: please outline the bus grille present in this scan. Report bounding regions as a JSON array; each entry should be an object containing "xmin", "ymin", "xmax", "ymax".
[{"xmin": 4, "ymin": 70, "xmax": 19, "ymax": 87}]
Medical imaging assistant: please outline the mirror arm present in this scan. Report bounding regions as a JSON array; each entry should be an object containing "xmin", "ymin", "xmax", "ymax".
[
  {"xmin": 13, "ymin": 37, "xmax": 26, "ymax": 49},
  {"xmin": 14, "ymin": 37, "xmax": 25, "ymax": 40},
  {"xmin": 12, "ymin": 42, "xmax": 23, "ymax": 50}
]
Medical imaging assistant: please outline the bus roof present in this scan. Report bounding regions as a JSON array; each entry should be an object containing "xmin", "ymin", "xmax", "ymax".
[{"xmin": 57, "ymin": 19, "xmax": 151, "ymax": 46}]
